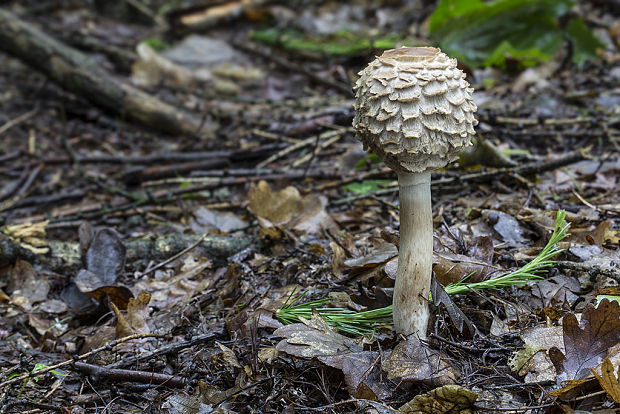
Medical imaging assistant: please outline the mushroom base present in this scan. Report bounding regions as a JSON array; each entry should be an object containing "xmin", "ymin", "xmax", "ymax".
[{"xmin": 393, "ymin": 170, "xmax": 433, "ymax": 338}]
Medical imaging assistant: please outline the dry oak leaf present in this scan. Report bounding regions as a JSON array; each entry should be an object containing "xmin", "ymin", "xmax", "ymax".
[
  {"xmin": 399, "ymin": 385, "xmax": 478, "ymax": 414},
  {"xmin": 550, "ymin": 299, "xmax": 620, "ymax": 383},
  {"xmin": 592, "ymin": 357, "xmax": 620, "ymax": 403}
]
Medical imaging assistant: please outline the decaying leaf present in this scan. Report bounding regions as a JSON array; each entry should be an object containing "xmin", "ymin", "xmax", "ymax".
[
  {"xmin": 592, "ymin": 357, "xmax": 620, "ymax": 403},
  {"xmin": 275, "ymin": 312, "xmax": 389, "ymax": 400},
  {"xmin": 430, "ymin": 277, "xmax": 477, "ymax": 338},
  {"xmin": 84, "ymin": 228, "xmax": 126, "ymax": 285},
  {"xmin": 320, "ymin": 351, "xmax": 391, "ymax": 400},
  {"xmin": 216, "ymin": 342, "xmax": 242, "ymax": 368},
  {"xmin": 433, "ymin": 251, "xmax": 501, "ymax": 286},
  {"xmin": 483, "ymin": 210, "xmax": 527, "ymax": 247},
  {"xmin": 191, "ymin": 206, "xmax": 248, "ymax": 233},
  {"xmin": 550, "ymin": 299, "xmax": 620, "ymax": 383},
  {"xmin": 248, "ymin": 180, "xmax": 336, "ymax": 234},
  {"xmin": 73, "ymin": 227, "xmax": 133, "ymax": 311},
  {"xmin": 344, "ymin": 243, "xmax": 398, "ymax": 270},
  {"xmin": 399, "ymin": 385, "xmax": 478, "ymax": 414},
  {"xmin": 160, "ymin": 381, "xmax": 216, "ymax": 414},
  {"xmin": 8, "ymin": 260, "xmax": 50, "ymax": 311},
  {"xmin": 530, "ymin": 275, "xmax": 580, "ymax": 307},
  {"xmin": 517, "ymin": 349, "xmax": 557, "ymax": 383},
  {"xmin": 275, "ymin": 312, "xmax": 362, "ymax": 358},
  {"xmin": 382, "ymin": 336, "xmax": 459, "ymax": 386}
]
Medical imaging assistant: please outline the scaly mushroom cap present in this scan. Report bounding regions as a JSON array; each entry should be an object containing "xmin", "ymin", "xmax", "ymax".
[{"xmin": 353, "ymin": 47, "xmax": 477, "ymax": 173}]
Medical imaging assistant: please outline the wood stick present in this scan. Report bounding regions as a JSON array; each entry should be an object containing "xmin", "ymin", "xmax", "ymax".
[{"xmin": 0, "ymin": 8, "xmax": 215, "ymax": 137}]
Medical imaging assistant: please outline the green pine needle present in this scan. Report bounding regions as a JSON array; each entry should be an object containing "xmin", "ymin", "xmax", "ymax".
[{"xmin": 276, "ymin": 210, "xmax": 570, "ymax": 335}]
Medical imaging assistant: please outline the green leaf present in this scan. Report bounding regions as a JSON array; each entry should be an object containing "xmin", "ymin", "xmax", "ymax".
[
  {"xmin": 250, "ymin": 28, "xmax": 401, "ymax": 57},
  {"xmin": 429, "ymin": 0, "xmax": 485, "ymax": 34},
  {"xmin": 343, "ymin": 179, "xmax": 393, "ymax": 195},
  {"xmin": 566, "ymin": 18, "xmax": 605, "ymax": 68},
  {"xmin": 429, "ymin": 0, "xmax": 600, "ymax": 69},
  {"xmin": 144, "ymin": 38, "xmax": 168, "ymax": 51},
  {"xmin": 483, "ymin": 40, "xmax": 550, "ymax": 68},
  {"xmin": 597, "ymin": 295, "xmax": 620, "ymax": 305},
  {"xmin": 354, "ymin": 153, "xmax": 382, "ymax": 169}
]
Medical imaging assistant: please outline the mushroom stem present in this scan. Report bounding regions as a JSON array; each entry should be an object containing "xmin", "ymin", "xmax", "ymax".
[{"xmin": 394, "ymin": 170, "xmax": 433, "ymax": 337}]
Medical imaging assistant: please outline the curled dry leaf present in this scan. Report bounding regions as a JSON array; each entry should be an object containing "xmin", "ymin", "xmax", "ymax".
[
  {"xmin": 113, "ymin": 291, "xmax": 152, "ymax": 338},
  {"xmin": 592, "ymin": 357, "xmax": 620, "ymax": 403},
  {"xmin": 382, "ymin": 336, "xmax": 459, "ymax": 386}
]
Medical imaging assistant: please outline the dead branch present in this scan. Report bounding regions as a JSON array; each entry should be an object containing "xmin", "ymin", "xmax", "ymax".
[
  {"xmin": 0, "ymin": 8, "xmax": 215, "ymax": 138},
  {"xmin": 73, "ymin": 362, "xmax": 186, "ymax": 387},
  {"xmin": 0, "ymin": 232, "xmax": 253, "ymax": 270}
]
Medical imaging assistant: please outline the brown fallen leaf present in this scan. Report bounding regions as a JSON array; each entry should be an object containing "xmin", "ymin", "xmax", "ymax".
[
  {"xmin": 430, "ymin": 276, "xmax": 477, "ymax": 338},
  {"xmin": 433, "ymin": 250, "xmax": 501, "ymax": 286},
  {"xmin": 399, "ymin": 384, "xmax": 478, "ymax": 414},
  {"xmin": 113, "ymin": 291, "xmax": 152, "ymax": 338},
  {"xmin": 343, "ymin": 243, "xmax": 398, "ymax": 270},
  {"xmin": 590, "ymin": 220, "xmax": 620, "ymax": 245},
  {"xmin": 248, "ymin": 180, "xmax": 336, "ymax": 234},
  {"xmin": 84, "ymin": 285, "xmax": 133, "ymax": 311},
  {"xmin": 592, "ymin": 357, "xmax": 620, "ymax": 403},
  {"xmin": 319, "ymin": 351, "xmax": 391, "ymax": 400},
  {"xmin": 8, "ymin": 260, "xmax": 50, "ymax": 311},
  {"xmin": 382, "ymin": 336, "xmax": 459, "ymax": 386},
  {"xmin": 275, "ymin": 312, "xmax": 390, "ymax": 400},
  {"xmin": 550, "ymin": 299, "xmax": 620, "ymax": 383}
]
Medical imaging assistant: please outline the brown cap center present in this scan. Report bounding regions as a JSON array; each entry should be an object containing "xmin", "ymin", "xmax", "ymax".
[{"xmin": 380, "ymin": 47, "xmax": 439, "ymax": 62}]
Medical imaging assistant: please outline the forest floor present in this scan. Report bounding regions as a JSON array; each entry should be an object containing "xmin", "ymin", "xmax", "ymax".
[{"xmin": 0, "ymin": 1, "xmax": 619, "ymax": 413}]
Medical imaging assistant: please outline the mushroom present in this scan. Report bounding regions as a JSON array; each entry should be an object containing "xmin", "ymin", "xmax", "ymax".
[{"xmin": 352, "ymin": 47, "xmax": 477, "ymax": 337}]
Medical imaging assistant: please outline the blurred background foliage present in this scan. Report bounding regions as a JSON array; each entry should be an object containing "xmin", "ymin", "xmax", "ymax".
[{"xmin": 249, "ymin": 0, "xmax": 603, "ymax": 71}]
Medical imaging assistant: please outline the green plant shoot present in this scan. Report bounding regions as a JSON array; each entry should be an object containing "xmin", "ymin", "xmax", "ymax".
[{"xmin": 276, "ymin": 210, "xmax": 570, "ymax": 335}]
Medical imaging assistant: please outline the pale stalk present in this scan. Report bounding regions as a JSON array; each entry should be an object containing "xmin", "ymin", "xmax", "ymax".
[{"xmin": 393, "ymin": 170, "xmax": 433, "ymax": 337}]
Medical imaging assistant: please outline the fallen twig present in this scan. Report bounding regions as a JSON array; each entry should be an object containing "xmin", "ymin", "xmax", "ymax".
[
  {"xmin": 108, "ymin": 330, "xmax": 222, "ymax": 369},
  {"xmin": 73, "ymin": 362, "xmax": 186, "ymax": 387},
  {"xmin": 0, "ymin": 334, "xmax": 167, "ymax": 389},
  {"xmin": 0, "ymin": 9, "xmax": 215, "ymax": 137}
]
